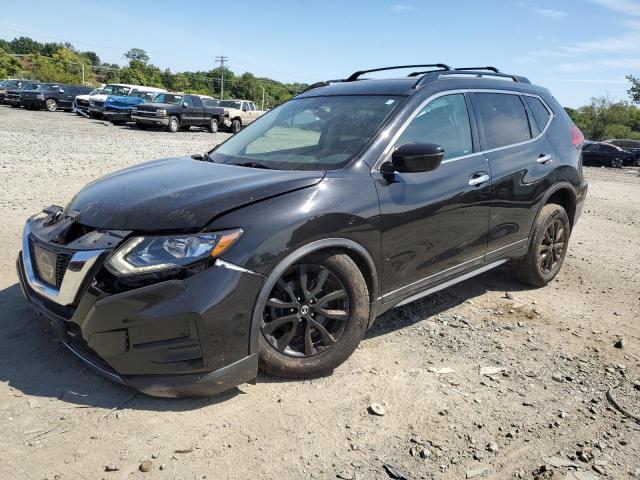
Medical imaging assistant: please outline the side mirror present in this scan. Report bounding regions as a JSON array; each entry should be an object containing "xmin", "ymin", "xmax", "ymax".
[
  {"xmin": 389, "ymin": 142, "xmax": 445, "ymax": 173},
  {"xmin": 242, "ymin": 107, "xmax": 248, "ymax": 112},
  {"xmin": 182, "ymin": 103, "xmax": 189, "ymax": 108}
]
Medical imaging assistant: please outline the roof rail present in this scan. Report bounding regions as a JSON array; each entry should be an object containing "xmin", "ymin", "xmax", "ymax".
[
  {"xmin": 300, "ymin": 79, "xmax": 345, "ymax": 93},
  {"xmin": 346, "ymin": 64, "xmax": 451, "ymax": 82},
  {"xmin": 455, "ymin": 66, "xmax": 500, "ymax": 73},
  {"xmin": 413, "ymin": 69, "xmax": 531, "ymax": 88}
]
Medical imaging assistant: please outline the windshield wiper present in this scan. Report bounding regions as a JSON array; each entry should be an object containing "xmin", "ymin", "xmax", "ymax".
[{"xmin": 230, "ymin": 161, "xmax": 275, "ymax": 170}]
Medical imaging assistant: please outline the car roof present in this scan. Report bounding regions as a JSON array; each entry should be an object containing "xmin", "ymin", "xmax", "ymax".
[{"xmin": 297, "ymin": 74, "xmax": 549, "ymax": 99}]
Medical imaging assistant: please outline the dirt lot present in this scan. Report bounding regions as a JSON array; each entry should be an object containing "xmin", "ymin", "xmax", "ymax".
[{"xmin": 0, "ymin": 106, "xmax": 638, "ymax": 480}]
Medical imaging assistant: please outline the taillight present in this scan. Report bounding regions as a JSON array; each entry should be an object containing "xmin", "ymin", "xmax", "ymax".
[{"xmin": 571, "ymin": 126, "xmax": 584, "ymax": 146}]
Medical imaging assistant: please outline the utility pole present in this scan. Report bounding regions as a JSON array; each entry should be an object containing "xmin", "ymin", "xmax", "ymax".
[
  {"xmin": 259, "ymin": 85, "xmax": 266, "ymax": 110},
  {"xmin": 215, "ymin": 55, "xmax": 228, "ymax": 100}
]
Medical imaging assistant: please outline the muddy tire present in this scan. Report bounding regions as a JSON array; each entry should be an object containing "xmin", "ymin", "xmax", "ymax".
[
  {"xmin": 511, "ymin": 203, "xmax": 570, "ymax": 287},
  {"xmin": 258, "ymin": 251, "xmax": 369, "ymax": 378}
]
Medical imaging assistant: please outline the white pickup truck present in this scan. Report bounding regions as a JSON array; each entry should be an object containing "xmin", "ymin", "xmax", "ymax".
[{"xmin": 219, "ymin": 99, "xmax": 266, "ymax": 133}]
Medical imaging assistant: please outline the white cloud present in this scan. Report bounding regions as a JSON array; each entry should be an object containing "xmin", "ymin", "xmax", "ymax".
[
  {"xmin": 532, "ymin": 7, "xmax": 567, "ymax": 19},
  {"xmin": 562, "ymin": 31, "xmax": 640, "ymax": 53},
  {"xmin": 588, "ymin": 0, "xmax": 640, "ymax": 16},
  {"xmin": 391, "ymin": 4, "xmax": 414, "ymax": 12}
]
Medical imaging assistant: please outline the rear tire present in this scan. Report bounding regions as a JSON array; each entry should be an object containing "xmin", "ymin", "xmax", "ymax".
[
  {"xmin": 258, "ymin": 251, "xmax": 369, "ymax": 379},
  {"xmin": 611, "ymin": 158, "xmax": 623, "ymax": 168},
  {"xmin": 167, "ymin": 116, "xmax": 179, "ymax": 133},
  {"xmin": 45, "ymin": 99, "xmax": 58, "ymax": 112},
  {"xmin": 511, "ymin": 203, "xmax": 570, "ymax": 287}
]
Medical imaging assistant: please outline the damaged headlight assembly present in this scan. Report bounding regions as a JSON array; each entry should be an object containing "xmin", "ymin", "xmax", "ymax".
[{"xmin": 106, "ymin": 229, "xmax": 242, "ymax": 276}]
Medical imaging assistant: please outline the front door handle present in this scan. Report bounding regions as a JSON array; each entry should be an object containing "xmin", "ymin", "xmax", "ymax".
[
  {"xmin": 468, "ymin": 172, "xmax": 490, "ymax": 186},
  {"xmin": 537, "ymin": 154, "xmax": 553, "ymax": 164}
]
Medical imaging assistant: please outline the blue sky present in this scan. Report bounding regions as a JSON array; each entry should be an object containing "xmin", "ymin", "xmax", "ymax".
[{"xmin": 1, "ymin": 0, "xmax": 639, "ymax": 107}]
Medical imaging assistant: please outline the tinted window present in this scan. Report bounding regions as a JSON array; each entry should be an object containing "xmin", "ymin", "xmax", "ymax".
[
  {"xmin": 474, "ymin": 93, "xmax": 532, "ymax": 149},
  {"xmin": 183, "ymin": 96, "xmax": 192, "ymax": 107},
  {"xmin": 524, "ymin": 96, "xmax": 551, "ymax": 131},
  {"xmin": 249, "ymin": 102, "xmax": 256, "ymax": 111},
  {"xmin": 582, "ymin": 144, "xmax": 596, "ymax": 152},
  {"xmin": 191, "ymin": 96, "xmax": 203, "ymax": 108},
  {"xmin": 396, "ymin": 94, "xmax": 473, "ymax": 160},
  {"xmin": 203, "ymin": 98, "xmax": 219, "ymax": 107}
]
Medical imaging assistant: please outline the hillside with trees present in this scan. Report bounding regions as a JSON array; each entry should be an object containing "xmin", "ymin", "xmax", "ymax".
[{"xmin": 0, "ymin": 36, "xmax": 307, "ymax": 108}]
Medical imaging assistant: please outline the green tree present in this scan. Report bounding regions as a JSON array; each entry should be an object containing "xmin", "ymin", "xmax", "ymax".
[
  {"xmin": 10, "ymin": 36, "xmax": 42, "ymax": 54},
  {"xmin": 627, "ymin": 75, "xmax": 640, "ymax": 104},
  {"xmin": 124, "ymin": 48, "xmax": 150, "ymax": 64},
  {"xmin": 0, "ymin": 47, "xmax": 23, "ymax": 78}
]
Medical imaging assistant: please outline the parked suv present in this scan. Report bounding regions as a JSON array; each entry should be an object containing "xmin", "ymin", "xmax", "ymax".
[
  {"xmin": 4, "ymin": 81, "xmax": 43, "ymax": 107},
  {"xmin": 582, "ymin": 141, "xmax": 634, "ymax": 168},
  {"xmin": 17, "ymin": 64, "xmax": 587, "ymax": 397},
  {"xmin": 0, "ymin": 79, "xmax": 28, "ymax": 104},
  {"xmin": 20, "ymin": 84, "xmax": 93, "ymax": 111},
  {"xmin": 131, "ymin": 93, "xmax": 227, "ymax": 133},
  {"xmin": 605, "ymin": 139, "xmax": 640, "ymax": 166}
]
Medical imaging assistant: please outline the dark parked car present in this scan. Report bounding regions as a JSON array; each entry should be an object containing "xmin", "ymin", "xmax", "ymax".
[
  {"xmin": 581, "ymin": 141, "xmax": 634, "ymax": 168},
  {"xmin": 4, "ymin": 81, "xmax": 43, "ymax": 107},
  {"xmin": 131, "ymin": 93, "xmax": 226, "ymax": 133},
  {"xmin": 17, "ymin": 64, "xmax": 587, "ymax": 397},
  {"xmin": 0, "ymin": 79, "xmax": 28, "ymax": 104},
  {"xmin": 20, "ymin": 84, "xmax": 94, "ymax": 111},
  {"xmin": 605, "ymin": 139, "xmax": 640, "ymax": 166},
  {"xmin": 98, "ymin": 90, "xmax": 159, "ymax": 124}
]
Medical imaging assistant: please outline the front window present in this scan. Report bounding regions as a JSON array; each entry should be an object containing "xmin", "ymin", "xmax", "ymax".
[
  {"xmin": 153, "ymin": 93, "xmax": 183, "ymax": 105},
  {"xmin": 219, "ymin": 100, "xmax": 243, "ymax": 109},
  {"xmin": 395, "ymin": 94, "xmax": 473, "ymax": 160},
  {"xmin": 211, "ymin": 95, "xmax": 404, "ymax": 170}
]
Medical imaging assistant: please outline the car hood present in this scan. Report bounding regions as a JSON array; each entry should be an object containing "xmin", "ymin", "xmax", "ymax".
[
  {"xmin": 135, "ymin": 102, "xmax": 172, "ymax": 110},
  {"xmin": 104, "ymin": 95, "xmax": 145, "ymax": 110},
  {"xmin": 89, "ymin": 94, "xmax": 110, "ymax": 102},
  {"xmin": 66, "ymin": 156, "xmax": 325, "ymax": 231}
]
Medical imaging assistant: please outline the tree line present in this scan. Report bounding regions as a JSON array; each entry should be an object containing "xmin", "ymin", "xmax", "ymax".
[{"xmin": 0, "ymin": 36, "xmax": 307, "ymax": 108}]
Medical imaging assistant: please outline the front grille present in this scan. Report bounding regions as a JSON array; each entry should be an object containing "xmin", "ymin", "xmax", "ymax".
[
  {"xmin": 134, "ymin": 110, "xmax": 157, "ymax": 117},
  {"xmin": 92, "ymin": 100, "xmax": 104, "ymax": 108},
  {"xmin": 76, "ymin": 99, "xmax": 89, "ymax": 107},
  {"xmin": 29, "ymin": 237, "xmax": 73, "ymax": 288}
]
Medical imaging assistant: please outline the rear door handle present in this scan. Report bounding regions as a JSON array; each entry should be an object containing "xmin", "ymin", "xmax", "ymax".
[
  {"xmin": 468, "ymin": 172, "xmax": 490, "ymax": 186},
  {"xmin": 537, "ymin": 154, "xmax": 553, "ymax": 164}
]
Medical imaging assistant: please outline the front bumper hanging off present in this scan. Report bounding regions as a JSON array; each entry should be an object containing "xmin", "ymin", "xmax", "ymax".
[{"xmin": 16, "ymin": 220, "xmax": 262, "ymax": 397}]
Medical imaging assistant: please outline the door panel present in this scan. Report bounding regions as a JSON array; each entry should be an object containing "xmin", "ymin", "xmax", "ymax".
[
  {"xmin": 375, "ymin": 156, "xmax": 491, "ymax": 300},
  {"xmin": 374, "ymin": 93, "xmax": 490, "ymax": 300},
  {"xmin": 470, "ymin": 92, "xmax": 558, "ymax": 255}
]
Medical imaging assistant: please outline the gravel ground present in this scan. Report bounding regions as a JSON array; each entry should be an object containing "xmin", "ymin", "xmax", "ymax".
[{"xmin": 0, "ymin": 106, "xmax": 639, "ymax": 480}]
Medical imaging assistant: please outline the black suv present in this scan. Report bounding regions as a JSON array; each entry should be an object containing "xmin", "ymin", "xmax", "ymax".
[
  {"xmin": 582, "ymin": 141, "xmax": 634, "ymax": 168},
  {"xmin": 20, "ymin": 83, "xmax": 94, "ymax": 112},
  {"xmin": 4, "ymin": 81, "xmax": 43, "ymax": 107},
  {"xmin": 0, "ymin": 79, "xmax": 28, "ymax": 103},
  {"xmin": 131, "ymin": 93, "xmax": 227, "ymax": 133},
  {"xmin": 17, "ymin": 64, "xmax": 587, "ymax": 397}
]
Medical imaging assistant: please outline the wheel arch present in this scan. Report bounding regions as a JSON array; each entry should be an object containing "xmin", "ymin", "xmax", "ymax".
[
  {"xmin": 248, "ymin": 238, "xmax": 379, "ymax": 355},
  {"xmin": 534, "ymin": 182, "xmax": 577, "ymax": 231}
]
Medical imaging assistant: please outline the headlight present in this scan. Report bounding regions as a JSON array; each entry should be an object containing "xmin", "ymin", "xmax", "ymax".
[
  {"xmin": 131, "ymin": 107, "xmax": 138, "ymax": 113},
  {"xmin": 105, "ymin": 229, "xmax": 242, "ymax": 276},
  {"xmin": 156, "ymin": 109, "xmax": 167, "ymax": 116},
  {"xmin": 36, "ymin": 93, "xmax": 44, "ymax": 99}
]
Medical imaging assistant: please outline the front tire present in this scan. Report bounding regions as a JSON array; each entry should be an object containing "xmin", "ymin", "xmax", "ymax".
[
  {"xmin": 167, "ymin": 116, "xmax": 179, "ymax": 133},
  {"xmin": 258, "ymin": 252, "xmax": 369, "ymax": 378},
  {"xmin": 45, "ymin": 99, "xmax": 58, "ymax": 112},
  {"xmin": 611, "ymin": 158, "xmax": 623, "ymax": 168},
  {"xmin": 511, "ymin": 203, "xmax": 570, "ymax": 287},
  {"xmin": 208, "ymin": 117, "xmax": 219, "ymax": 133},
  {"xmin": 231, "ymin": 118, "xmax": 242, "ymax": 133}
]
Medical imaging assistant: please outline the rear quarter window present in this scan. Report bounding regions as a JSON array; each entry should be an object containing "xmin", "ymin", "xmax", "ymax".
[
  {"xmin": 473, "ymin": 93, "xmax": 532, "ymax": 150},
  {"xmin": 524, "ymin": 96, "xmax": 552, "ymax": 131}
]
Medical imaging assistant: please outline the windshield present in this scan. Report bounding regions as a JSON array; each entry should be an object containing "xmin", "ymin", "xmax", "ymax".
[
  {"xmin": 100, "ymin": 85, "xmax": 131, "ymax": 96},
  {"xmin": 219, "ymin": 100, "xmax": 242, "ymax": 109},
  {"xmin": 211, "ymin": 95, "xmax": 404, "ymax": 170},
  {"xmin": 153, "ymin": 93, "xmax": 183, "ymax": 105},
  {"xmin": 130, "ymin": 91, "xmax": 157, "ymax": 101}
]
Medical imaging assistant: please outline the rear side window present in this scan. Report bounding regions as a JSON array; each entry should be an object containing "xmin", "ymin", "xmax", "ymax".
[
  {"xmin": 524, "ymin": 96, "xmax": 551, "ymax": 131},
  {"xmin": 473, "ymin": 93, "xmax": 531, "ymax": 150},
  {"xmin": 396, "ymin": 93, "xmax": 473, "ymax": 160}
]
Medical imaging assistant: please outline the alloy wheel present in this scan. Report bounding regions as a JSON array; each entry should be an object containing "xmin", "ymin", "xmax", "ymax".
[
  {"xmin": 538, "ymin": 218, "xmax": 566, "ymax": 274},
  {"xmin": 261, "ymin": 264, "xmax": 350, "ymax": 358},
  {"xmin": 46, "ymin": 99, "xmax": 57, "ymax": 112}
]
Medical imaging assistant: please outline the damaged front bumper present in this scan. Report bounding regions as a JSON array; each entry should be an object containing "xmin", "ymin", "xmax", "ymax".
[{"xmin": 16, "ymin": 217, "xmax": 262, "ymax": 397}]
